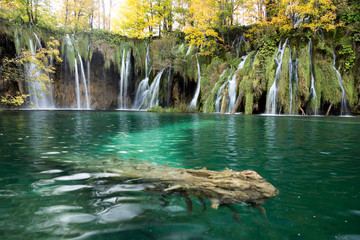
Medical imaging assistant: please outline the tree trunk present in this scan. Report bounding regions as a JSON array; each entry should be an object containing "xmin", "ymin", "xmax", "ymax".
[
  {"xmin": 220, "ymin": 92, "xmax": 228, "ymax": 113},
  {"xmin": 65, "ymin": 0, "xmax": 69, "ymax": 30},
  {"xmin": 231, "ymin": 89, "xmax": 244, "ymax": 114},
  {"xmin": 103, "ymin": 159, "xmax": 279, "ymax": 210},
  {"xmin": 108, "ymin": 0, "xmax": 112, "ymax": 30},
  {"xmin": 102, "ymin": 0, "xmax": 106, "ymax": 29},
  {"xmin": 325, "ymin": 103, "xmax": 333, "ymax": 116},
  {"xmin": 98, "ymin": 0, "xmax": 101, "ymax": 29}
]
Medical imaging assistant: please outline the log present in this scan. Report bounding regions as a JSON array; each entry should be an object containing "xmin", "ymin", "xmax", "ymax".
[
  {"xmin": 231, "ymin": 89, "xmax": 244, "ymax": 114},
  {"xmin": 105, "ymin": 159, "xmax": 279, "ymax": 209},
  {"xmin": 220, "ymin": 92, "xmax": 228, "ymax": 114},
  {"xmin": 325, "ymin": 103, "xmax": 333, "ymax": 116}
]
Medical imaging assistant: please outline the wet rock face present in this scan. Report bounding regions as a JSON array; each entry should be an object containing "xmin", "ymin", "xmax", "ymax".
[{"xmin": 53, "ymin": 50, "xmax": 120, "ymax": 109}]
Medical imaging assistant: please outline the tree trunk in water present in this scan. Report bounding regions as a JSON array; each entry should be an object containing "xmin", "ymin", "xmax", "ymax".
[
  {"xmin": 220, "ymin": 92, "xmax": 228, "ymax": 114},
  {"xmin": 18, "ymin": 81, "xmax": 25, "ymax": 95},
  {"xmin": 325, "ymin": 103, "xmax": 333, "ymax": 116},
  {"xmin": 101, "ymin": 158, "xmax": 279, "ymax": 209},
  {"xmin": 231, "ymin": 89, "xmax": 244, "ymax": 114}
]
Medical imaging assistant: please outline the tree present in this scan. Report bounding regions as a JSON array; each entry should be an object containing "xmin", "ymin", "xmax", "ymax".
[
  {"xmin": 1, "ymin": 38, "xmax": 62, "ymax": 107},
  {"xmin": 184, "ymin": 0, "xmax": 223, "ymax": 55}
]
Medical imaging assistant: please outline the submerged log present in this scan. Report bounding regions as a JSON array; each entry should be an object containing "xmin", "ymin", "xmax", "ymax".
[
  {"xmin": 220, "ymin": 92, "xmax": 228, "ymax": 114},
  {"xmin": 106, "ymin": 159, "xmax": 279, "ymax": 209},
  {"xmin": 325, "ymin": 103, "xmax": 333, "ymax": 116},
  {"xmin": 231, "ymin": 89, "xmax": 244, "ymax": 114}
]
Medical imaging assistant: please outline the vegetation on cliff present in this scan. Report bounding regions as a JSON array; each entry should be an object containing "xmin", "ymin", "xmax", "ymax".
[{"xmin": 0, "ymin": 0, "xmax": 359, "ymax": 114}]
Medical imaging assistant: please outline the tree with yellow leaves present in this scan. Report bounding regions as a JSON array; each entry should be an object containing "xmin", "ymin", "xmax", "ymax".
[{"xmin": 184, "ymin": 0, "xmax": 223, "ymax": 55}]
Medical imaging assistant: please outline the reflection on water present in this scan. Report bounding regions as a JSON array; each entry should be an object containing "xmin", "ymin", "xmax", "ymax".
[{"xmin": 0, "ymin": 111, "xmax": 359, "ymax": 239}]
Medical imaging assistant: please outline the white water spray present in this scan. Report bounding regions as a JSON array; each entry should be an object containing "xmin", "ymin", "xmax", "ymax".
[
  {"xmin": 266, "ymin": 39, "xmax": 288, "ymax": 114},
  {"xmin": 189, "ymin": 55, "xmax": 201, "ymax": 109},
  {"xmin": 333, "ymin": 52, "xmax": 349, "ymax": 115}
]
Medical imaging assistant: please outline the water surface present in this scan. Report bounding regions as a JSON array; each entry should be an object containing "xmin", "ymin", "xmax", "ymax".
[{"xmin": 0, "ymin": 111, "xmax": 359, "ymax": 239}]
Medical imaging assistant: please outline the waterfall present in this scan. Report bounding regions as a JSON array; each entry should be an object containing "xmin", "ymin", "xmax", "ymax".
[
  {"xmin": 134, "ymin": 43, "xmax": 151, "ymax": 109},
  {"xmin": 214, "ymin": 54, "xmax": 249, "ymax": 113},
  {"xmin": 189, "ymin": 55, "xmax": 201, "ymax": 109},
  {"xmin": 266, "ymin": 39, "xmax": 288, "ymax": 114},
  {"xmin": 65, "ymin": 34, "xmax": 84, "ymax": 109},
  {"xmin": 186, "ymin": 45, "xmax": 192, "ymax": 55},
  {"xmin": 232, "ymin": 35, "xmax": 246, "ymax": 58},
  {"xmin": 333, "ymin": 52, "xmax": 349, "ymax": 115},
  {"xmin": 118, "ymin": 46, "xmax": 126, "ymax": 109},
  {"xmin": 215, "ymin": 69, "xmax": 232, "ymax": 112},
  {"xmin": 134, "ymin": 78, "xmax": 149, "ymax": 109},
  {"xmin": 139, "ymin": 69, "xmax": 165, "ymax": 109},
  {"xmin": 167, "ymin": 67, "xmax": 172, "ymax": 106},
  {"xmin": 26, "ymin": 33, "xmax": 55, "ymax": 109},
  {"xmin": 227, "ymin": 73, "xmax": 237, "ymax": 112},
  {"xmin": 119, "ymin": 46, "xmax": 131, "ymax": 109},
  {"xmin": 227, "ymin": 54, "xmax": 249, "ymax": 112},
  {"xmin": 308, "ymin": 39, "xmax": 318, "ymax": 114},
  {"xmin": 288, "ymin": 47, "xmax": 298, "ymax": 115},
  {"xmin": 73, "ymin": 57, "xmax": 81, "ymax": 109},
  {"xmin": 77, "ymin": 53, "xmax": 90, "ymax": 109},
  {"xmin": 204, "ymin": 69, "xmax": 227, "ymax": 113},
  {"xmin": 87, "ymin": 43, "xmax": 91, "ymax": 106}
]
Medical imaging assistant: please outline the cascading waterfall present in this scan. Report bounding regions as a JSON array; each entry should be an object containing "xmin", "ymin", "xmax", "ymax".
[
  {"xmin": 215, "ymin": 69, "xmax": 232, "ymax": 112},
  {"xmin": 266, "ymin": 39, "xmax": 288, "ymax": 114},
  {"xmin": 134, "ymin": 43, "xmax": 151, "ymax": 109},
  {"xmin": 26, "ymin": 33, "xmax": 55, "ymax": 109},
  {"xmin": 288, "ymin": 47, "xmax": 299, "ymax": 115},
  {"xmin": 87, "ymin": 43, "xmax": 91, "ymax": 106},
  {"xmin": 166, "ymin": 67, "xmax": 172, "ymax": 106},
  {"xmin": 77, "ymin": 53, "xmax": 90, "ymax": 109},
  {"xmin": 227, "ymin": 54, "xmax": 249, "ymax": 112},
  {"xmin": 308, "ymin": 39, "xmax": 318, "ymax": 114},
  {"xmin": 73, "ymin": 57, "xmax": 81, "ymax": 109},
  {"xmin": 189, "ymin": 55, "xmax": 201, "ymax": 109},
  {"xmin": 139, "ymin": 69, "xmax": 165, "ymax": 109},
  {"xmin": 214, "ymin": 54, "xmax": 249, "ymax": 113},
  {"xmin": 204, "ymin": 69, "xmax": 227, "ymax": 113},
  {"xmin": 65, "ymin": 34, "xmax": 91, "ymax": 109},
  {"xmin": 118, "ymin": 47, "xmax": 131, "ymax": 109},
  {"xmin": 119, "ymin": 45, "xmax": 126, "ymax": 109},
  {"xmin": 232, "ymin": 35, "xmax": 246, "ymax": 58},
  {"xmin": 333, "ymin": 52, "xmax": 349, "ymax": 115},
  {"xmin": 186, "ymin": 45, "xmax": 192, "ymax": 55}
]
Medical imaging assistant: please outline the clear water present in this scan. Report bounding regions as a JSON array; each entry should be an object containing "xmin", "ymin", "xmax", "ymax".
[{"xmin": 0, "ymin": 111, "xmax": 359, "ymax": 239}]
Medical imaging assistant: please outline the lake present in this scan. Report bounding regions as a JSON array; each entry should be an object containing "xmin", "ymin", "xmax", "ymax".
[{"xmin": 0, "ymin": 111, "xmax": 359, "ymax": 239}]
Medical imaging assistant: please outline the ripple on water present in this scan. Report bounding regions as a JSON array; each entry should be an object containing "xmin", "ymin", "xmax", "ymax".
[
  {"xmin": 54, "ymin": 173, "xmax": 91, "ymax": 181},
  {"xmin": 98, "ymin": 204, "xmax": 142, "ymax": 223},
  {"xmin": 35, "ymin": 205, "xmax": 83, "ymax": 214},
  {"xmin": 53, "ymin": 185, "xmax": 92, "ymax": 195},
  {"xmin": 40, "ymin": 169, "xmax": 63, "ymax": 174},
  {"xmin": 57, "ymin": 213, "xmax": 96, "ymax": 224},
  {"xmin": 97, "ymin": 184, "xmax": 147, "ymax": 196}
]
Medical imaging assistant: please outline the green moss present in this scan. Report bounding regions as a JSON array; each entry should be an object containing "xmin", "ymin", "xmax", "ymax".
[
  {"xmin": 313, "ymin": 53, "xmax": 340, "ymax": 106},
  {"xmin": 244, "ymin": 92, "xmax": 254, "ymax": 114},
  {"xmin": 297, "ymin": 47, "xmax": 310, "ymax": 107},
  {"xmin": 202, "ymin": 67, "xmax": 229, "ymax": 112},
  {"xmin": 342, "ymin": 73, "xmax": 357, "ymax": 109},
  {"xmin": 265, "ymin": 51, "xmax": 277, "ymax": 91},
  {"xmin": 278, "ymin": 47, "xmax": 290, "ymax": 113}
]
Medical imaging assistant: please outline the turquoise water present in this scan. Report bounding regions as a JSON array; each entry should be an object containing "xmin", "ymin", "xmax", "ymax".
[{"xmin": 0, "ymin": 111, "xmax": 359, "ymax": 239}]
